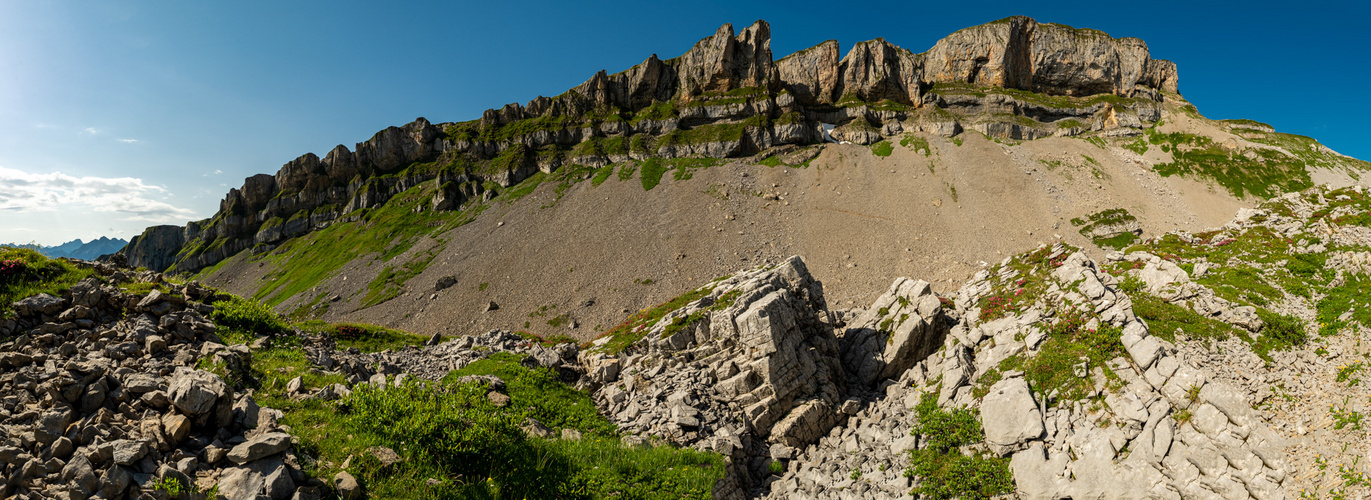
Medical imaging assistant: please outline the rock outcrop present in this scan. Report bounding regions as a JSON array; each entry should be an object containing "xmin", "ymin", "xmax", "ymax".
[
  {"xmin": 567, "ymin": 256, "xmax": 953, "ymax": 496},
  {"xmin": 119, "ymin": 226, "xmax": 185, "ymax": 272},
  {"xmin": 920, "ymin": 17, "xmax": 1178, "ymax": 96},
  {"xmin": 121, "ymin": 16, "xmax": 1179, "ymax": 275}
]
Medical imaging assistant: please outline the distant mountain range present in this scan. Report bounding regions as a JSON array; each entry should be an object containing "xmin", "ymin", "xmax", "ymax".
[{"xmin": 6, "ymin": 237, "xmax": 128, "ymax": 261}]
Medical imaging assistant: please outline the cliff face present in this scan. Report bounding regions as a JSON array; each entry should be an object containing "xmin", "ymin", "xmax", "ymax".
[
  {"xmin": 121, "ymin": 225, "xmax": 185, "ymax": 271},
  {"xmin": 123, "ymin": 16, "xmax": 1180, "ymax": 273}
]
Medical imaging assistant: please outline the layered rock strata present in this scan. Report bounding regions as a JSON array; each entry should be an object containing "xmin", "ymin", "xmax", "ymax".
[
  {"xmin": 120, "ymin": 16, "xmax": 1179, "ymax": 274},
  {"xmin": 573, "ymin": 256, "xmax": 951, "ymax": 497}
]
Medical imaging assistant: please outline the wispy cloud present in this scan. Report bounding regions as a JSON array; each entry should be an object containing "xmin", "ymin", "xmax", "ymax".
[
  {"xmin": 0, "ymin": 166, "xmax": 197, "ymax": 223},
  {"xmin": 119, "ymin": 138, "xmax": 139, "ymax": 143},
  {"xmin": 82, "ymin": 127, "xmax": 100, "ymax": 135}
]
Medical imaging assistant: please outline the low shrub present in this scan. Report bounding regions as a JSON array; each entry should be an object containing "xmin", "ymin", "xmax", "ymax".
[
  {"xmin": 294, "ymin": 321, "xmax": 427, "ymax": 352},
  {"xmin": 871, "ymin": 140, "xmax": 894, "ymax": 157},
  {"xmin": 905, "ymin": 393, "xmax": 1014, "ymax": 499},
  {"xmin": 211, "ymin": 295, "xmax": 289, "ymax": 336}
]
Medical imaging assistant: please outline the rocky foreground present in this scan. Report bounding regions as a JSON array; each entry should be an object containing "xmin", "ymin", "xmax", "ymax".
[
  {"xmin": 5, "ymin": 185, "xmax": 1371, "ymax": 499},
  {"xmin": 0, "ymin": 265, "xmax": 321, "ymax": 499}
]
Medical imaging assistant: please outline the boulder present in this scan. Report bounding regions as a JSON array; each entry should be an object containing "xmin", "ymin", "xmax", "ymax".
[
  {"xmin": 168, "ymin": 368, "xmax": 231, "ymax": 417},
  {"xmin": 228, "ymin": 433, "xmax": 293, "ymax": 464},
  {"xmin": 980, "ymin": 377, "xmax": 1044, "ymax": 455},
  {"xmin": 220, "ymin": 457, "xmax": 296, "ymax": 500},
  {"xmin": 14, "ymin": 293, "xmax": 67, "ymax": 317},
  {"xmin": 842, "ymin": 277, "xmax": 948, "ymax": 386},
  {"xmin": 334, "ymin": 471, "xmax": 363, "ymax": 500},
  {"xmin": 434, "ymin": 276, "xmax": 457, "ymax": 291}
]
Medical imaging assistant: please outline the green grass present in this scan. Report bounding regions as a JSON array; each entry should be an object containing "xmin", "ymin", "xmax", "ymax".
[
  {"xmin": 1093, "ymin": 233, "xmax": 1139, "ymax": 249},
  {"xmin": 1072, "ymin": 208, "xmax": 1139, "ymax": 249},
  {"xmin": 996, "ymin": 309, "xmax": 1125, "ymax": 404},
  {"xmin": 242, "ymin": 183, "xmax": 477, "ymax": 310},
  {"xmin": 442, "ymin": 352, "xmax": 617, "ymax": 436},
  {"xmin": 1317, "ymin": 274, "xmax": 1371, "ymax": 337},
  {"xmin": 667, "ymin": 158, "xmax": 724, "ymax": 181},
  {"xmin": 1220, "ymin": 118, "xmax": 1273, "ymax": 130},
  {"xmin": 900, "ymin": 135, "xmax": 932, "ymax": 156},
  {"xmin": 871, "ymin": 140, "xmax": 894, "ymax": 157},
  {"xmin": 1126, "ymin": 287, "xmax": 1239, "ymax": 345},
  {"xmin": 905, "ymin": 393, "xmax": 1014, "ymax": 499},
  {"xmin": 631, "ymin": 101, "xmax": 678, "ymax": 123},
  {"xmin": 361, "ymin": 244, "xmax": 440, "ymax": 308},
  {"xmin": 500, "ymin": 171, "xmax": 548, "ymax": 203},
  {"xmin": 243, "ymin": 331, "xmax": 724, "ymax": 499},
  {"xmin": 975, "ymin": 245, "xmax": 1073, "ymax": 323},
  {"xmin": 658, "ymin": 289, "xmax": 741, "ymax": 341},
  {"xmin": 591, "ymin": 282, "xmax": 720, "ymax": 354},
  {"xmin": 0, "ymin": 247, "xmax": 96, "ymax": 322},
  {"xmin": 342, "ymin": 354, "xmax": 722, "ymax": 498},
  {"xmin": 640, "ymin": 158, "xmax": 668, "ymax": 190},
  {"xmin": 1148, "ymin": 130, "xmax": 1312, "ymax": 199},
  {"xmin": 928, "ymin": 82, "xmax": 1138, "ymax": 110},
  {"xmin": 294, "ymin": 321, "xmax": 428, "ymax": 352},
  {"xmin": 590, "ymin": 165, "xmax": 615, "ymax": 186},
  {"xmin": 1056, "ymin": 119, "xmax": 1086, "ymax": 130},
  {"xmin": 211, "ymin": 294, "xmax": 289, "ymax": 341},
  {"xmin": 1123, "ymin": 137, "xmax": 1148, "ymax": 155},
  {"xmin": 657, "ymin": 120, "xmax": 752, "ymax": 147},
  {"xmin": 1108, "ymin": 194, "xmax": 1321, "ymax": 361},
  {"xmin": 616, "ymin": 162, "xmax": 637, "ymax": 182}
]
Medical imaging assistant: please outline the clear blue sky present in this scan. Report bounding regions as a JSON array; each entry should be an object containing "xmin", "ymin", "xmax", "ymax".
[{"xmin": 2, "ymin": 0, "xmax": 1367, "ymax": 245}]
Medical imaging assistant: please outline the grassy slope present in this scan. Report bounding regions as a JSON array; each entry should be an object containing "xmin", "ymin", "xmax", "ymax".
[
  {"xmin": 194, "ymin": 297, "xmax": 726, "ymax": 499},
  {"xmin": 1101, "ymin": 186, "xmax": 1371, "ymax": 360},
  {"xmin": 0, "ymin": 247, "xmax": 96, "ymax": 322}
]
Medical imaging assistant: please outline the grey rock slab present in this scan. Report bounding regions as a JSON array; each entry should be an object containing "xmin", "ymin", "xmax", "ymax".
[
  {"xmin": 99, "ymin": 465, "xmax": 133, "ymax": 498},
  {"xmin": 14, "ymin": 293, "xmax": 67, "ymax": 316},
  {"xmin": 122, "ymin": 373, "xmax": 162, "ymax": 393},
  {"xmin": 167, "ymin": 368, "xmax": 229, "ymax": 417},
  {"xmin": 1125, "ymin": 335, "xmax": 1163, "ymax": 370},
  {"xmin": 1190, "ymin": 403, "xmax": 1229, "ymax": 437},
  {"xmin": 61, "ymin": 453, "xmax": 99, "ymax": 495},
  {"xmin": 228, "ymin": 432, "xmax": 293, "ymax": 464},
  {"xmin": 111, "ymin": 439, "xmax": 149, "ymax": 465},
  {"xmin": 235, "ymin": 394, "xmax": 262, "ymax": 431},
  {"xmin": 980, "ymin": 377, "xmax": 1044, "ymax": 455}
]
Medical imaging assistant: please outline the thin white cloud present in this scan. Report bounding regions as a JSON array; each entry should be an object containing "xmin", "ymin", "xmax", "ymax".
[
  {"xmin": 119, "ymin": 138, "xmax": 139, "ymax": 143},
  {"xmin": 214, "ymin": 169, "xmax": 222, "ymax": 175},
  {"xmin": 0, "ymin": 165, "xmax": 197, "ymax": 224},
  {"xmin": 82, "ymin": 127, "xmax": 100, "ymax": 135}
]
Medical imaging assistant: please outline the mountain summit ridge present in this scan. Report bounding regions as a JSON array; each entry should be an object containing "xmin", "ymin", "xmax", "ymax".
[{"xmin": 118, "ymin": 16, "xmax": 1181, "ymax": 274}]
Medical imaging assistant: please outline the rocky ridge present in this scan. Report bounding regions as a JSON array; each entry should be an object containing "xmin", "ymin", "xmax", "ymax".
[{"xmin": 120, "ymin": 16, "xmax": 1180, "ymax": 275}]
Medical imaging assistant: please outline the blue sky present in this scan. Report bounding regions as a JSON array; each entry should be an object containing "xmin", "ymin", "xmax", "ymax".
[{"xmin": 1, "ymin": 0, "xmax": 1367, "ymax": 245}]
